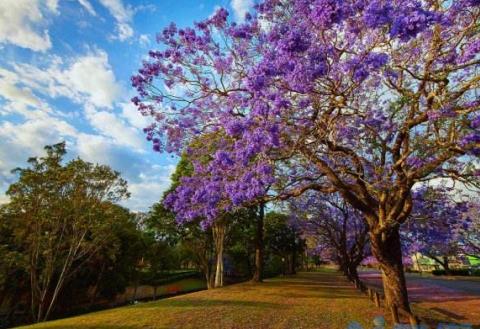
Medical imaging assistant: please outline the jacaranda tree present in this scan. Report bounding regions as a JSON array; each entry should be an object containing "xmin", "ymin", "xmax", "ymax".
[
  {"xmin": 133, "ymin": 0, "xmax": 480, "ymax": 312},
  {"xmin": 403, "ymin": 186, "xmax": 473, "ymax": 273},
  {"xmin": 290, "ymin": 192, "xmax": 369, "ymax": 282}
]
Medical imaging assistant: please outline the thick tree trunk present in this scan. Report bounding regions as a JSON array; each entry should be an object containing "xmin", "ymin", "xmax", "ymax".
[
  {"xmin": 347, "ymin": 264, "xmax": 359, "ymax": 283},
  {"xmin": 370, "ymin": 228, "xmax": 411, "ymax": 313},
  {"xmin": 213, "ymin": 221, "xmax": 226, "ymax": 288},
  {"xmin": 338, "ymin": 260, "xmax": 349, "ymax": 278},
  {"xmin": 252, "ymin": 204, "xmax": 264, "ymax": 283}
]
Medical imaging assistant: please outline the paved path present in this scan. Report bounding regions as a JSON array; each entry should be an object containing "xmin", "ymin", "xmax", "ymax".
[{"xmin": 359, "ymin": 270, "xmax": 480, "ymax": 326}]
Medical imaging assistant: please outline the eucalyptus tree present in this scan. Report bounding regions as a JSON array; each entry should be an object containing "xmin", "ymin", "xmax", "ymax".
[{"xmin": 6, "ymin": 143, "xmax": 129, "ymax": 322}]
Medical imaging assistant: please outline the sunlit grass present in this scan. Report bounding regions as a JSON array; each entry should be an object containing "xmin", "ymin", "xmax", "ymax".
[{"xmin": 19, "ymin": 270, "xmax": 385, "ymax": 329}]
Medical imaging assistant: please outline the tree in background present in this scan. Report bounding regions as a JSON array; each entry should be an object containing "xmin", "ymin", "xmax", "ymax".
[
  {"xmin": 4, "ymin": 143, "xmax": 129, "ymax": 322},
  {"xmin": 264, "ymin": 212, "xmax": 304, "ymax": 276},
  {"xmin": 83, "ymin": 205, "xmax": 146, "ymax": 306},
  {"xmin": 0, "ymin": 205, "xmax": 28, "ymax": 324},
  {"xmin": 161, "ymin": 136, "xmax": 268, "ymax": 286},
  {"xmin": 403, "ymin": 186, "xmax": 473, "ymax": 273},
  {"xmin": 147, "ymin": 201, "xmax": 216, "ymax": 288},
  {"xmin": 146, "ymin": 153, "xmax": 218, "ymax": 288},
  {"xmin": 290, "ymin": 192, "xmax": 369, "ymax": 282},
  {"xmin": 252, "ymin": 204, "xmax": 265, "ymax": 282},
  {"xmin": 463, "ymin": 201, "xmax": 480, "ymax": 258}
]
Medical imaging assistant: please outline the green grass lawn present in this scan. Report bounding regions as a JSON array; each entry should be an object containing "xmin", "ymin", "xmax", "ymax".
[
  {"xmin": 19, "ymin": 270, "xmax": 385, "ymax": 329},
  {"xmin": 154, "ymin": 277, "xmax": 206, "ymax": 296}
]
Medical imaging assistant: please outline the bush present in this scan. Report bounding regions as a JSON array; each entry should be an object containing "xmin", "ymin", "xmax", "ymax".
[
  {"xmin": 470, "ymin": 269, "xmax": 480, "ymax": 276},
  {"xmin": 432, "ymin": 269, "xmax": 471, "ymax": 276}
]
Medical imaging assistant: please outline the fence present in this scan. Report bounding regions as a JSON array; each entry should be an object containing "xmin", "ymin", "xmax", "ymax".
[{"xmin": 349, "ymin": 277, "xmax": 423, "ymax": 328}]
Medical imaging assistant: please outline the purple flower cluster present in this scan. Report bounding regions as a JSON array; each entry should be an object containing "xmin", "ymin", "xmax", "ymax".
[
  {"xmin": 404, "ymin": 187, "xmax": 473, "ymax": 257},
  {"xmin": 390, "ymin": 4, "xmax": 440, "ymax": 41},
  {"xmin": 363, "ymin": 0, "xmax": 393, "ymax": 29}
]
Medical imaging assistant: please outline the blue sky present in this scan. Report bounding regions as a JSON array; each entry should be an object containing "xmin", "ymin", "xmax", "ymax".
[{"xmin": 0, "ymin": 0, "xmax": 254, "ymax": 211}]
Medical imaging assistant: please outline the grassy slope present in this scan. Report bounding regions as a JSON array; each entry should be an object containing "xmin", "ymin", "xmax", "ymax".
[{"xmin": 19, "ymin": 269, "xmax": 385, "ymax": 329}]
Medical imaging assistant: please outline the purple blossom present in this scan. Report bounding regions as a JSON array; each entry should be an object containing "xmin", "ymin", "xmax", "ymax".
[
  {"xmin": 390, "ymin": 4, "xmax": 440, "ymax": 41},
  {"xmin": 363, "ymin": 1, "xmax": 393, "ymax": 28}
]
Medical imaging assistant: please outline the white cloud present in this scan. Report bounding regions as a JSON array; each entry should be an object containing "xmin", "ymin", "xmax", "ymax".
[
  {"xmin": 98, "ymin": 0, "xmax": 134, "ymax": 41},
  {"xmin": 64, "ymin": 51, "xmax": 121, "ymax": 108},
  {"xmin": 76, "ymin": 133, "xmax": 120, "ymax": 165},
  {"xmin": 120, "ymin": 102, "xmax": 151, "ymax": 130},
  {"xmin": 1, "ymin": 50, "xmax": 143, "ymax": 151},
  {"xmin": 0, "ymin": 67, "xmax": 53, "ymax": 119},
  {"xmin": 46, "ymin": 0, "xmax": 59, "ymax": 13},
  {"xmin": 0, "ymin": 0, "xmax": 55, "ymax": 52},
  {"xmin": 138, "ymin": 34, "xmax": 150, "ymax": 47},
  {"xmin": 230, "ymin": 0, "xmax": 254, "ymax": 22},
  {"xmin": 75, "ymin": 134, "xmax": 174, "ymax": 211},
  {"xmin": 0, "ymin": 71, "xmax": 41, "ymax": 108},
  {"xmin": 0, "ymin": 116, "xmax": 78, "ymax": 195},
  {"xmin": 85, "ymin": 105, "xmax": 145, "ymax": 149},
  {"xmin": 77, "ymin": 0, "xmax": 97, "ymax": 15},
  {"xmin": 9, "ymin": 50, "xmax": 121, "ymax": 109},
  {"xmin": 123, "ymin": 164, "xmax": 176, "ymax": 211}
]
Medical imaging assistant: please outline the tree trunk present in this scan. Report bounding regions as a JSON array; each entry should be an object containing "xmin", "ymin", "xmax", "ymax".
[
  {"xmin": 213, "ymin": 221, "xmax": 226, "ymax": 288},
  {"xmin": 347, "ymin": 264, "xmax": 360, "ymax": 282},
  {"xmin": 89, "ymin": 263, "xmax": 105, "ymax": 308},
  {"xmin": 442, "ymin": 256, "xmax": 451, "ymax": 275},
  {"xmin": 370, "ymin": 228, "xmax": 411, "ymax": 313},
  {"xmin": 429, "ymin": 255, "xmax": 451, "ymax": 275},
  {"xmin": 414, "ymin": 253, "xmax": 422, "ymax": 272},
  {"xmin": 252, "ymin": 204, "xmax": 264, "ymax": 283},
  {"xmin": 338, "ymin": 260, "xmax": 349, "ymax": 278},
  {"xmin": 204, "ymin": 262, "xmax": 215, "ymax": 289},
  {"xmin": 290, "ymin": 251, "xmax": 296, "ymax": 274},
  {"xmin": 214, "ymin": 248, "xmax": 223, "ymax": 287}
]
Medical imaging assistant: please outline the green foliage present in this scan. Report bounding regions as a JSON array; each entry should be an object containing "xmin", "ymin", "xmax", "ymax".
[
  {"xmin": 264, "ymin": 212, "xmax": 305, "ymax": 277},
  {"xmin": 1, "ymin": 143, "xmax": 131, "ymax": 323},
  {"xmin": 168, "ymin": 154, "xmax": 194, "ymax": 193},
  {"xmin": 431, "ymin": 269, "xmax": 473, "ymax": 276}
]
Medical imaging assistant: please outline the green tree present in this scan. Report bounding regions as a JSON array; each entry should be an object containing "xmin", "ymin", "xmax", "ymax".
[
  {"xmin": 5, "ymin": 142, "xmax": 129, "ymax": 322},
  {"xmin": 264, "ymin": 212, "xmax": 304, "ymax": 276}
]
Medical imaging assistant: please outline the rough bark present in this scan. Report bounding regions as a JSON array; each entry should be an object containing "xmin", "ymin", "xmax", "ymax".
[
  {"xmin": 252, "ymin": 204, "xmax": 264, "ymax": 283},
  {"xmin": 370, "ymin": 228, "xmax": 411, "ymax": 313}
]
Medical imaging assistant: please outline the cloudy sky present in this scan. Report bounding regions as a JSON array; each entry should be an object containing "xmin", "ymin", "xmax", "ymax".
[{"xmin": 0, "ymin": 0, "xmax": 254, "ymax": 211}]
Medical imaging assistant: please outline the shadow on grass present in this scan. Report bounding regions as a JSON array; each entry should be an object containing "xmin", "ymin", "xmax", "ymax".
[
  {"xmin": 411, "ymin": 304, "xmax": 480, "ymax": 328},
  {"xmin": 28, "ymin": 326, "xmax": 139, "ymax": 329},
  {"xmin": 135, "ymin": 298, "xmax": 286, "ymax": 309}
]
